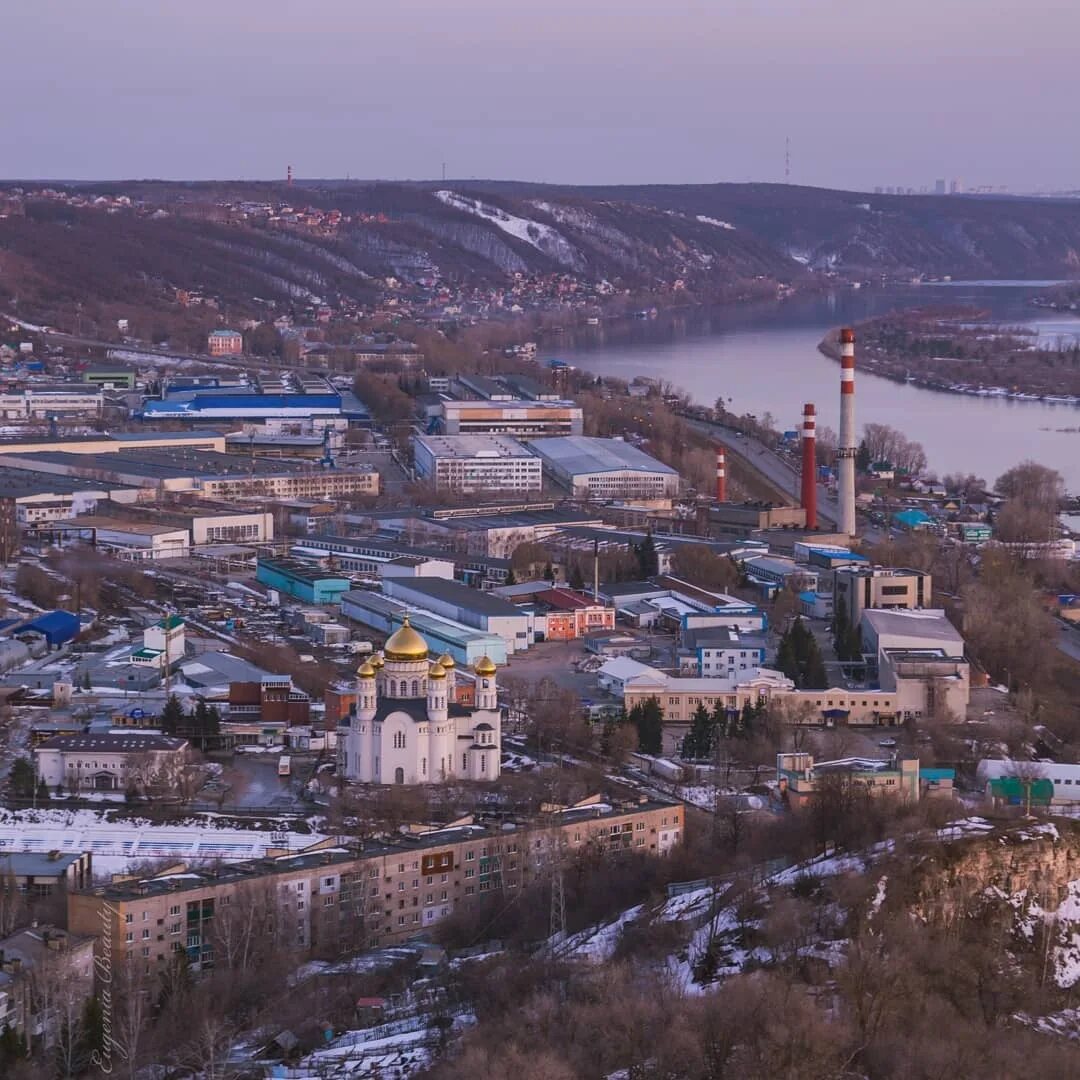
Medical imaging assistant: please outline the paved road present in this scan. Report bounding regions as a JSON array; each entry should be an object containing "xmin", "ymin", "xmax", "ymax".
[
  {"xmin": 685, "ymin": 418, "xmax": 840, "ymax": 528},
  {"xmin": 1059, "ymin": 623, "xmax": 1080, "ymax": 664}
]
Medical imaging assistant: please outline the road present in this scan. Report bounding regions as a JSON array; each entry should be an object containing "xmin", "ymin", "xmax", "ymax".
[
  {"xmin": 1059, "ymin": 623, "xmax": 1080, "ymax": 664},
  {"xmin": 685, "ymin": 417, "xmax": 840, "ymax": 529}
]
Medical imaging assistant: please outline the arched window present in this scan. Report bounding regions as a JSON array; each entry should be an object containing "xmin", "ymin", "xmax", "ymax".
[
  {"xmin": 394, "ymin": 767, "xmax": 404, "ymax": 785},
  {"xmin": 421, "ymin": 757, "xmax": 427, "ymax": 776},
  {"xmin": 393, "ymin": 731, "xmax": 406, "ymax": 750},
  {"xmin": 411, "ymin": 680, "xmax": 420, "ymax": 697},
  {"xmin": 480, "ymin": 754, "xmax": 487, "ymax": 773},
  {"xmin": 389, "ymin": 679, "xmax": 397, "ymax": 697}
]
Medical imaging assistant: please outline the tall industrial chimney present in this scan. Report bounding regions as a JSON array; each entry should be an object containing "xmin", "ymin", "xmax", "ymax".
[
  {"xmin": 800, "ymin": 403, "xmax": 817, "ymax": 529},
  {"xmin": 715, "ymin": 446, "xmax": 727, "ymax": 503},
  {"xmin": 837, "ymin": 327, "xmax": 857, "ymax": 535}
]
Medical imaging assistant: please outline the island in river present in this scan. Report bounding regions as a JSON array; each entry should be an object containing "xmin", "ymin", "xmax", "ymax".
[{"xmin": 819, "ymin": 308, "xmax": 1080, "ymax": 405}]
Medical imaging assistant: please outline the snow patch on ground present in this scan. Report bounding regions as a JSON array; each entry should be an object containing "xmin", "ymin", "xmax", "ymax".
[
  {"xmin": 1016, "ymin": 1007, "xmax": 1080, "ymax": 1040},
  {"xmin": 435, "ymin": 190, "xmax": 583, "ymax": 269},
  {"xmin": 695, "ymin": 215, "xmax": 736, "ymax": 230}
]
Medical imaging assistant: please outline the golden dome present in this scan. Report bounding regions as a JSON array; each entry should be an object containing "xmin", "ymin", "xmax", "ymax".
[
  {"xmin": 357, "ymin": 659, "xmax": 376, "ymax": 678},
  {"xmin": 370, "ymin": 652, "xmax": 385, "ymax": 669},
  {"xmin": 428, "ymin": 663, "xmax": 447, "ymax": 680},
  {"xmin": 438, "ymin": 653, "xmax": 456, "ymax": 670},
  {"xmin": 384, "ymin": 615, "xmax": 429, "ymax": 661},
  {"xmin": 473, "ymin": 655, "xmax": 497, "ymax": 676}
]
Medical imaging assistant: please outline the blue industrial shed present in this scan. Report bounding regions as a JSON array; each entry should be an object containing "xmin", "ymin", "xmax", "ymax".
[{"xmin": 23, "ymin": 610, "xmax": 81, "ymax": 646}]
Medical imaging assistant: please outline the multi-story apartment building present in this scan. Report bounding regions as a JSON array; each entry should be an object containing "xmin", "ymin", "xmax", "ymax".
[
  {"xmin": 412, "ymin": 434, "xmax": 543, "ymax": 495},
  {"xmin": 68, "ymin": 797, "xmax": 683, "ymax": 978},
  {"xmin": 207, "ymin": 329, "xmax": 243, "ymax": 356}
]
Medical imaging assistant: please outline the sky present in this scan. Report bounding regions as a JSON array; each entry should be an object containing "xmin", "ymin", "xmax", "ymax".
[{"xmin": 6, "ymin": 0, "xmax": 1078, "ymax": 192}]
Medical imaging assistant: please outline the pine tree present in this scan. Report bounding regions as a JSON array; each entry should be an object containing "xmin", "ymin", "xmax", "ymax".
[
  {"xmin": 205, "ymin": 704, "xmax": 221, "ymax": 736},
  {"xmin": 8, "ymin": 758, "xmax": 34, "ymax": 798},
  {"xmin": 160, "ymin": 694, "xmax": 185, "ymax": 734},
  {"xmin": 683, "ymin": 703, "xmax": 714, "ymax": 760},
  {"xmin": 635, "ymin": 532, "xmax": 659, "ymax": 577},
  {"xmin": 711, "ymin": 699, "xmax": 730, "ymax": 740},
  {"xmin": 628, "ymin": 698, "xmax": 663, "ymax": 755},
  {"xmin": 803, "ymin": 634, "xmax": 828, "ymax": 690},
  {"xmin": 776, "ymin": 633, "xmax": 800, "ymax": 684},
  {"xmin": 856, "ymin": 441, "xmax": 871, "ymax": 473},
  {"xmin": 36, "ymin": 778, "xmax": 49, "ymax": 803},
  {"xmin": 569, "ymin": 563, "xmax": 586, "ymax": 591}
]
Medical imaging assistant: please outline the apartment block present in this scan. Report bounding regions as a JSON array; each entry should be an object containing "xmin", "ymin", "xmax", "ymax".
[{"xmin": 68, "ymin": 797, "xmax": 683, "ymax": 978}]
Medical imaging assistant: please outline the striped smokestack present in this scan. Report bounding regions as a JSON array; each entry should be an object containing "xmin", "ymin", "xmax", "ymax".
[
  {"xmin": 715, "ymin": 446, "xmax": 727, "ymax": 503},
  {"xmin": 837, "ymin": 327, "xmax": 857, "ymax": 535},
  {"xmin": 800, "ymin": 403, "xmax": 817, "ymax": 529}
]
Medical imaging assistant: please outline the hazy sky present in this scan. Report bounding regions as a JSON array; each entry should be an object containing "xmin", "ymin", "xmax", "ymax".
[{"xmin": 7, "ymin": 0, "xmax": 1078, "ymax": 191}]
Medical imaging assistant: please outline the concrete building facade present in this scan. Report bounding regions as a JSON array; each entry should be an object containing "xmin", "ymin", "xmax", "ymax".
[{"xmin": 412, "ymin": 434, "xmax": 542, "ymax": 494}]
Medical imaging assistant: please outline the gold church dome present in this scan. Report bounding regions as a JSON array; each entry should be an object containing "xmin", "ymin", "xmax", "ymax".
[
  {"xmin": 384, "ymin": 615, "xmax": 429, "ymax": 661},
  {"xmin": 428, "ymin": 663, "xmax": 447, "ymax": 680},
  {"xmin": 357, "ymin": 659, "xmax": 376, "ymax": 678},
  {"xmin": 370, "ymin": 652, "xmax": 385, "ymax": 669},
  {"xmin": 473, "ymin": 655, "xmax": 497, "ymax": 676},
  {"xmin": 438, "ymin": 653, "xmax": 456, "ymax": 670}
]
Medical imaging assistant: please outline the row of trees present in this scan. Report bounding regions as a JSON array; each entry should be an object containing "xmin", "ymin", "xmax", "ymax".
[{"xmin": 681, "ymin": 699, "xmax": 768, "ymax": 760}]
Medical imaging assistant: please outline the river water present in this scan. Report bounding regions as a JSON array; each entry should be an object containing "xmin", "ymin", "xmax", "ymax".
[{"xmin": 541, "ymin": 284, "xmax": 1080, "ymax": 492}]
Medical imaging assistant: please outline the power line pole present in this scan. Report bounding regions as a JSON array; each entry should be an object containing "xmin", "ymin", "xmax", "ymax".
[{"xmin": 785, "ymin": 136, "xmax": 791, "ymax": 184}]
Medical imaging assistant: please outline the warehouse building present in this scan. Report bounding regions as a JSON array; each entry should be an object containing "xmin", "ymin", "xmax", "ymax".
[
  {"xmin": 413, "ymin": 434, "xmax": 542, "ymax": 494},
  {"xmin": 256, "ymin": 558, "xmax": 351, "ymax": 604},
  {"xmin": 437, "ymin": 399, "xmax": 583, "ymax": 437},
  {"xmin": 0, "ymin": 468, "xmax": 137, "ymax": 525},
  {"xmin": 0, "ymin": 386, "xmax": 104, "ymax": 419},
  {"xmin": 0, "ymin": 430, "xmax": 226, "ymax": 456},
  {"xmin": 381, "ymin": 576, "xmax": 533, "ymax": 654},
  {"xmin": 340, "ymin": 590, "xmax": 508, "ymax": 666},
  {"xmin": 53, "ymin": 516, "xmax": 190, "ymax": 560},
  {"xmin": 0, "ymin": 449, "xmax": 379, "ymax": 501},
  {"xmin": 525, "ymin": 437, "xmax": 680, "ymax": 502}
]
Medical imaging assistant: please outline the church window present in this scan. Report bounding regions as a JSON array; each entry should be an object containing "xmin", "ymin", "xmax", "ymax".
[
  {"xmin": 393, "ymin": 731, "xmax": 405, "ymax": 750},
  {"xmin": 481, "ymin": 754, "xmax": 487, "ymax": 773},
  {"xmin": 421, "ymin": 758, "xmax": 427, "ymax": 776},
  {"xmin": 389, "ymin": 680, "xmax": 397, "ymax": 696},
  {"xmin": 462, "ymin": 753, "xmax": 468, "ymax": 771},
  {"xmin": 411, "ymin": 680, "xmax": 420, "ymax": 697}
]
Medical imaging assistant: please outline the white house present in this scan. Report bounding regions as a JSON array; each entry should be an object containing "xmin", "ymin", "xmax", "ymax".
[{"xmin": 35, "ymin": 733, "xmax": 190, "ymax": 793}]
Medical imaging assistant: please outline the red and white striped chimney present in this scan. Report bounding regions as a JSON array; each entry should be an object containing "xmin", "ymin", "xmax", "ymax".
[
  {"xmin": 800, "ymin": 403, "xmax": 817, "ymax": 529},
  {"xmin": 715, "ymin": 446, "xmax": 727, "ymax": 503},
  {"xmin": 837, "ymin": 327, "xmax": 857, "ymax": 536}
]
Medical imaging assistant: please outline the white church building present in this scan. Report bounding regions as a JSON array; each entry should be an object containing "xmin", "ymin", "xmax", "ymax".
[{"xmin": 337, "ymin": 615, "xmax": 501, "ymax": 784}]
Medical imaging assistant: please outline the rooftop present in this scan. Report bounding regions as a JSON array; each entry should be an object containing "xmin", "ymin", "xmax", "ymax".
[
  {"xmin": 862, "ymin": 608, "xmax": 963, "ymax": 647},
  {"xmin": 36, "ymin": 733, "xmax": 186, "ymax": 753},
  {"xmin": 525, "ymin": 436, "xmax": 678, "ymax": 477},
  {"xmin": 414, "ymin": 433, "xmax": 535, "ymax": 460}
]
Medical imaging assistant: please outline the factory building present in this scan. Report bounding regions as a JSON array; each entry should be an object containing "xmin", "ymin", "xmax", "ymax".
[
  {"xmin": 834, "ymin": 566, "xmax": 932, "ymax": 627},
  {"xmin": 54, "ymin": 516, "xmax": 191, "ymax": 560},
  {"xmin": 524, "ymin": 437, "xmax": 680, "ymax": 502},
  {"xmin": 340, "ymin": 590, "xmax": 508, "ymax": 667},
  {"xmin": 256, "ymin": 558, "xmax": 351, "ymax": 605},
  {"xmin": 381, "ymin": 576, "xmax": 533, "ymax": 654},
  {"xmin": 437, "ymin": 399, "xmax": 584, "ymax": 437},
  {"xmin": 0, "ymin": 386, "xmax": 104, "ymax": 420},
  {"xmin": 412, "ymin": 434, "xmax": 542, "ymax": 494},
  {"xmin": 0, "ymin": 448, "xmax": 380, "ymax": 501}
]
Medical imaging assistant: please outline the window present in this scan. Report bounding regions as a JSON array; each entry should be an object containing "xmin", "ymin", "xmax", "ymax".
[
  {"xmin": 142, "ymin": 929, "xmax": 150, "ymax": 940},
  {"xmin": 125, "ymin": 913, "xmax": 133, "ymax": 924},
  {"xmin": 169, "ymin": 905, "xmax": 180, "ymax": 916},
  {"xmin": 125, "ymin": 932, "xmax": 134, "ymax": 944}
]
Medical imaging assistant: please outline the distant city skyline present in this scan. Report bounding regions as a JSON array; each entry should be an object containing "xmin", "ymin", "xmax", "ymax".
[{"xmin": 6, "ymin": 0, "xmax": 1079, "ymax": 192}]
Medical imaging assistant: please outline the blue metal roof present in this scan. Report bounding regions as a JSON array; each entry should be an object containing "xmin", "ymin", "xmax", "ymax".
[{"xmin": 144, "ymin": 393, "xmax": 341, "ymax": 413}]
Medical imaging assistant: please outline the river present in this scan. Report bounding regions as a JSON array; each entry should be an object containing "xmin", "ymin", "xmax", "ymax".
[{"xmin": 540, "ymin": 284, "xmax": 1080, "ymax": 492}]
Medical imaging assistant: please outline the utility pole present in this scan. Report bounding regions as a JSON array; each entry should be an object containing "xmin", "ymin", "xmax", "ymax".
[{"xmin": 785, "ymin": 135, "xmax": 791, "ymax": 184}]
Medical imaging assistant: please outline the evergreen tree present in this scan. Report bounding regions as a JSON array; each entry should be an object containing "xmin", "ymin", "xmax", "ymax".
[
  {"xmin": 36, "ymin": 778, "xmax": 49, "ymax": 803},
  {"xmin": 856, "ymin": 441, "xmax": 871, "ymax": 473},
  {"xmin": 738, "ymin": 700, "xmax": 756, "ymax": 738},
  {"xmin": 80, "ymin": 994, "xmax": 104, "ymax": 1063},
  {"xmin": 505, "ymin": 568, "xmax": 517, "ymax": 586},
  {"xmin": 8, "ymin": 758, "xmax": 34, "ymax": 798},
  {"xmin": 160, "ymin": 693, "xmax": 185, "ymax": 734},
  {"xmin": 711, "ymin": 699, "xmax": 733, "ymax": 740},
  {"xmin": 776, "ymin": 633, "xmax": 800, "ymax": 684},
  {"xmin": 634, "ymin": 532, "xmax": 659, "ymax": 577},
  {"xmin": 803, "ymin": 634, "xmax": 829, "ymax": 690},
  {"xmin": 543, "ymin": 562, "xmax": 555, "ymax": 583},
  {"xmin": 205, "ymin": 704, "xmax": 221, "ymax": 736},
  {"xmin": 628, "ymin": 697, "xmax": 663, "ymax": 755},
  {"xmin": 569, "ymin": 563, "xmax": 586, "ymax": 591},
  {"xmin": 682, "ymin": 703, "xmax": 714, "ymax": 760}
]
